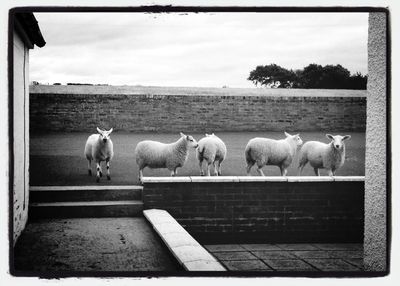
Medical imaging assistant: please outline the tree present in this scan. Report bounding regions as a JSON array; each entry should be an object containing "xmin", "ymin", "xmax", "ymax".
[
  {"xmin": 247, "ymin": 64, "xmax": 297, "ymax": 88},
  {"xmin": 248, "ymin": 63, "xmax": 367, "ymax": 90}
]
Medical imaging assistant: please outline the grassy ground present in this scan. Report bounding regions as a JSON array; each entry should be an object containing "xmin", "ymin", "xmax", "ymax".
[{"xmin": 30, "ymin": 132, "xmax": 365, "ymax": 186}]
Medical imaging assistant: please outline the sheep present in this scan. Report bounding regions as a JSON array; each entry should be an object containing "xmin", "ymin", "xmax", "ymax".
[
  {"xmin": 134, "ymin": 132, "xmax": 198, "ymax": 180},
  {"xmin": 196, "ymin": 133, "xmax": 227, "ymax": 176},
  {"xmin": 298, "ymin": 134, "xmax": 351, "ymax": 176},
  {"xmin": 245, "ymin": 132, "xmax": 303, "ymax": 176},
  {"xmin": 84, "ymin": 127, "xmax": 114, "ymax": 182}
]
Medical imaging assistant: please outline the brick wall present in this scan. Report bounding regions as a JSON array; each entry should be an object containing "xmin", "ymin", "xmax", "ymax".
[
  {"xmin": 142, "ymin": 177, "xmax": 364, "ymax": 244},
  {"xmin": 30, "ymin": 85, "xmax": 366, "ymax": 133}
]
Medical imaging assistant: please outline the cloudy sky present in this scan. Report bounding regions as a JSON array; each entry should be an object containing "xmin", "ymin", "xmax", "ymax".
[{"xmin": 30, "ymin": 12, "xmax": 368, "ymax": 88}]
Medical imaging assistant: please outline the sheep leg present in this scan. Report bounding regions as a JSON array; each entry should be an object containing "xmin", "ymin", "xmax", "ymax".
[
  {"xmin": 206, "ymin": 162, "xmax": 211, "ymax": 176},
  {"xmin": 96, "ymin": 162, "xmax": 101, "ymax": 182},
  {"xmin": 138, "ymin": 169, "xmax": 144, "ymax": 181},
  {"xmin": 256, "ymin": 160, "xmax": 265, "ymax": 176},
  {"xmin": 213, "ymin": 161, "xmax": 218, "ymax": 176},
  {"xmin": 106, "ymin": 159, "xmax": 111, "ymax": 180},
  {"xmin": 328, "ymin": 169, "xmax": 335, "ymax": 177},
  {"xmin": 246, "ymin": 162, "xmax": 254, "ymax": 176},
  {"xmin": 87, "ymin": 159, "xmax": 92, "ymax": 176},
  {"xmin": 298, "ymin": 164, "xmax": 305, "ymax": 176},
  {"xmin": 314, "ymin": 168, "xmax": 320, "ymax": 176},
  {"xmin": 280, "ymin": 167, "xmax": 288, "ymax": 177},
  {"xmin": 199, "ymin": 160, "xmax": 204, "ymax": 176},
  {"xmin": 217, "ymin": 161, "xmax": 222, "ymax": 176},
  {"xmin": 171, "ymin": 168, "xmax": 177, "ymax": 177}
]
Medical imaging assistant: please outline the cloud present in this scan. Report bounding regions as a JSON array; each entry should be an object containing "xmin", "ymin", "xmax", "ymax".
[{"xmin": 30, "ymin": 12, "xmax": 368, "ymax": 87}]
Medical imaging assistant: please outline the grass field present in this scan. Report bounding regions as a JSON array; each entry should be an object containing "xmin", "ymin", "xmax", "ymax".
[{"xmin": 30, "ymin": 131, "xmax": 365, "ymax": 186}]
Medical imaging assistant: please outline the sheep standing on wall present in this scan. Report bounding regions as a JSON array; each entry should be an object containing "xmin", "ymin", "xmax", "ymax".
[
  {"xmin": 298, "ymin": 134, "xmax": 351, "ymax": 176},
  {"xmin": 84, "ymin": 127, "xmax": 114, "ymax": 182},
  {"xmin": 245, "ymin": 132, "xmax": 303, "ymax": 176},
  {"xmin": 135, "ymin": 132, "xmax": 198, "ymax": 180},
  {"xmin": 197, "ymin": 133, "xmax": 227, "ymax": 176}
]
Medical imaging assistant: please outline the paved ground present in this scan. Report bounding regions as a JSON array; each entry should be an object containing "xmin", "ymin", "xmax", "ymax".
[
  {"xmin": 13, "ymin": 217, "xmax": 181, "ymax": 273},
  {"xmin": 30, "ymin": 131, "xmax": 365, "ymax": 185},
  {"xmin": 204, "ymin": 243, "xmax": 363, "ymax": 272}
]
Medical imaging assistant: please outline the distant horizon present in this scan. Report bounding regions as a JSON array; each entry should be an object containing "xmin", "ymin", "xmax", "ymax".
[{"xmin": 31, "ymin": 12, "xmax": 368, "ymax": 88}]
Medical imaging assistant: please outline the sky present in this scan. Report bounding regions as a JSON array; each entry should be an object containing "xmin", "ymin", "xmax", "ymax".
[{"xmin": 30, "ymin": 12, "xmax": 368, "ymax": 88}]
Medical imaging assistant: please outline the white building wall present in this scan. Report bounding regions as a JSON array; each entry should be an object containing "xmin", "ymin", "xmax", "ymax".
[{"xmin": 13, "ymin": 29, "xmax": 30, "ymax": 246}]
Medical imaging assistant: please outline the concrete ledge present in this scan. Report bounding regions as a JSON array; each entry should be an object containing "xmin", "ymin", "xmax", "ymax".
[
  {"xmin": 287, "ymin": 176, "xmax": 335, "ymax": 182},
  {"xmin": 143, "ymin": 209, "xmax": 226, "ymax": 271},
  {"xmin": 30, "ymin": 185, "xmax": 143, "ymax": 191},
  {"xmin": 190, "ymin": 176, "xmax": 239, "ymax": 183},
  {"xmin": 141, "ymin": 176, "xmax": 365, "ymax": 183},
  {"xmin": 237, "ymin": 176, "xmax": 287, "ymax": 182}
]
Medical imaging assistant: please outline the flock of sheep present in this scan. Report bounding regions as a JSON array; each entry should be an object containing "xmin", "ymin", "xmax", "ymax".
[{"xmin": 84, "ymin": 128, "xmax": 351, "ymax": 182}]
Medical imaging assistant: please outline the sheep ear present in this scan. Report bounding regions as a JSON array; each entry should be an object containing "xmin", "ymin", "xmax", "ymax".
[
  {"xmin": 205, "ymin": 133, "xmax": 209, "ymax": 137},
  {"xmin": 284, "ymin": 131, "xmax": 291, "ymax": 137},
  {"xmin": 343, "ymin": 135, "xmax": 351, "ymax": 141},
  {"xmin": 96, "ymin": 127, "xmax": 102, "ymax": 134},
  {"xmin": 212, "ymin": 133, "xmax": 215, "ymax": 136},
  {"xmin": 108, "ymin": 128, "xmax": 113, "ymax": 134},
  {"xmin": 326, "ymin": 134, "xmax": 334, "ymax": 140},
  {"xmin": 180, "ymin": 132, "xmax": 185, "ymax": 137}
]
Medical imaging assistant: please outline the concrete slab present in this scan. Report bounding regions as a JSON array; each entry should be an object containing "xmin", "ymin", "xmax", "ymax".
[
  {"xmin": 240, "ymin": 244, "xmax": 281, "ymax": 251},
  {"xmin": 13, "ymin": 217, "xmax": 180, "ymax": 272},
  {"xmin": 343, "ymin": 258, "xmax": 364, "ymax": 269},
  {"xmin": 313, "ymin": 244, "xmax": 363, "ymax": 251},
  {"xmin": 204, "ymin": 244, "xmax": 245, "ymax": 252},
  {"xmin": 304, "ymin": 259, "xmax": 361, "ymax": 271},
  {"xmin": 262, "ymin": 259, "xmax": 317, "ymax": 271},
  {"xmin": 171, "ymin": 245, "xmax": 215, "ymax": 263},
  {"xmin": 162, "ymin": 232, "xmax": 199, "ymax": 248},
  {"xmin": 292, "ymin": 251, "xmax": 334, "ymax": 259},
  {"xmin": 326, "ymin": 250, "xmax": 364, "ymax": 259},
  {"xmin": 276, "ymin": 244, "xmax": 319, "ymax": 251},
  {"xmin": 222, "ymin": 260, "xmax": 273, "ymax": 271},
  {"xmin": 251, "ymin": 251, "xmax": 296, "ymax": 260},
  {"xmin": 143, "ymin": 209, "xmax": 226, "ymax": 271},
  {"xmin": 184, "ymin": 260, "xmax": 227, "ymax": 271},
  {"xmin": 212, "ymin": 251, "xmax": 259, "ymax": 261}
]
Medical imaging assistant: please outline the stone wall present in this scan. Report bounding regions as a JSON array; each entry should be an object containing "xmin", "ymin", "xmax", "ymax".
[{"xmin": 30, "ymin": 85, "xmax": 366, "ymax": 133}]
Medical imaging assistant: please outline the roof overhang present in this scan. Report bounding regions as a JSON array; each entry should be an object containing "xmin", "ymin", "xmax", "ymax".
[{"xmin": 14, "ymin": 13, "xmax": 46, "ymax": 49}]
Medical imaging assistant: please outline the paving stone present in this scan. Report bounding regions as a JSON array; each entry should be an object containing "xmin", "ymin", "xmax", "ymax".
[
  {"xmin": 262, "ymin": 259, "xmax": 317, "ymax": 271},
  {"xmin": 343, "ymin": 258, "xmax": 364, "ymax": 270},
  {"xmin": 292, "ymin": 251, "xmax": 334, "ymax": 259},
  {"xmin": 312, "ymin": 243, "xmax": 363, "ymax": 251},
  {"xmin": 240, "ymin": 244, "xmax": 281, "ymax": 251},
  {"xmin": 326, "ymin": 250, "xmax": 363, "ymax": 259},
  {"xmin": 251, "ymin": 250, "xmax": 296, "ymax": 260},
  {"xmin": 276, "ymin": 244, "xmax": 319, "ymax": 251},
  {"xmin": 212, "ymin": 251, "xmax": 258, "ymax": 261},
  {"xmin": 304, "ymin": 259, "xmax": 360, "ymax": 271},
  {"xmin": 222, "ymin": 260, "xmax": 273, "ymax": 271},
  {"xmin": 204, "ymin": 244, "xmax": 245, "ymax": 252}
]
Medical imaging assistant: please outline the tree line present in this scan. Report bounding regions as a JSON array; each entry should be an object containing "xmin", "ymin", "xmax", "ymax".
[{"xmin": 248, "ymin": 63, "xmax": 367, "ymax": 89}]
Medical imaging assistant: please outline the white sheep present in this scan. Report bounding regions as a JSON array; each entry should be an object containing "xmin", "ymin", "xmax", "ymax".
[
  {"xmin": 84, "ymin": 127, "xmax": 114, "ymax": 182},
  {"xmin": 135, "ymin": 132, "xmax": 198, "ymax": 179},
  {"xmin": 245, "ymin": 132, "xmax": 303, "ymax": 176},
  {"xmin": 196, "ymin": 133, "xmax": 227, "ymax": 176},
  {"xmin": 298, "ymin": 134, "xmax": 351, "ymax": 176}
]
